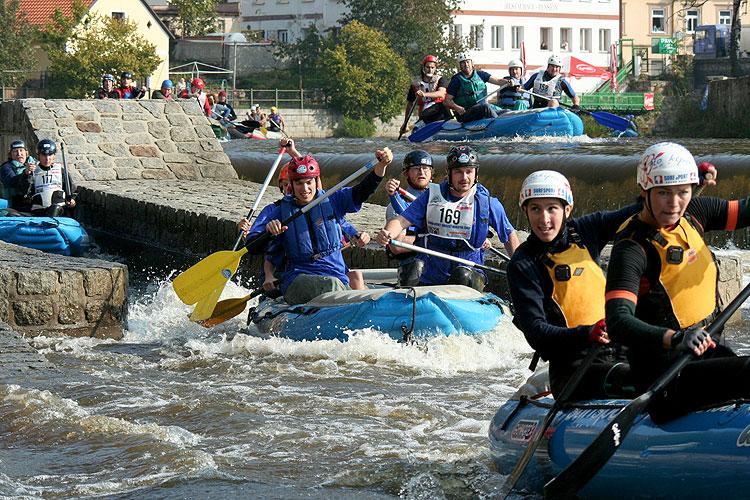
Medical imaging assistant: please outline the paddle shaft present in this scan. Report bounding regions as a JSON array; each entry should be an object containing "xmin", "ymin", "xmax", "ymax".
[
  {"xmin": 486, "ymin": 245, "xmax": 511, "ymax": 262},
  {"xmin": 544, "ymin": 280, "xmax": 750, "ymax": 500},
  {"xmin": 60, "ymin": 143, "xmax": 72, "ymax": 199},
  {"xmin": 397, "ymin": 187, "xmax": 417, "ymax": 201},
  {"xmin": 398, "ymin": 102, "xmax": 417, "ymax": 140},
  {"xmin": 233, "ymin": 147, "xmax": 287, "ymax": 250},
  {"xmin": 245, "ymin": 160, "xmax": 377, "ymax": 254},
  {"xmin": 197, "ymin": 281, "xmax": 279, "ymax": 327},
  {"xmin": 498, "ymin": 344, "xmax": 605, "ymax": 499},
  {"xmin": 388, "ymin": 239, "xmax": 506, "ymax": 276}
]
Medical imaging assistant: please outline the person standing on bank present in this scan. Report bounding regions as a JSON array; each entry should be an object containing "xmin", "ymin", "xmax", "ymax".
[
  {"xmin": 496, "ymin": 59, "xmax": 530, "ymax": 111},
  {"xmin": 246, "ymin": 146, "xmax": 393, "ymax": 305},
  {"xmin": 151, "ymin": 80, "xmax": 174, "ymax": 99},
  {"xmin": 523, "ymin": 55, "xmax": 580, "ymax": 111},
  {"xmin": 19, "ymin": 139, "xmax": 76, "ymax": 217},
  {"xmin": 376, "ymin": 145, "xmax": 519, "ymax": 291},
  {"xmin": 443, "ymin": 53, "xmax": 515, "ymax": 123},
  {"xmin": 0, "ymin": 140, "xmax": 36, "ymax": 212},
  {"xmin": 605, "ymin": 142, "xmax": 750, "ymax": 423},
  {"xmin": 399, "ymin": 55, "xmax": 451, "ymax": 137}
]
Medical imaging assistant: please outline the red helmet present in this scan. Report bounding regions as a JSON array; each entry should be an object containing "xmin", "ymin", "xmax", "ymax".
[
  {"xmin": 278, "ymin": 163, "xmax": 290, "ymax": 181},
  {"xmin": 218, "ymin": 90, "xmax": 226, "ymax": 97},
  {"xmin": 422, "ymin": 55, "xmax": 437, "ymax": 66},
  {"xmin": 191, "ymin": 78, "xmax": 205, "ymax": 89},
  {"xmin": 287, "ymin": 155, "xmax": 320, "ymax": 180}
]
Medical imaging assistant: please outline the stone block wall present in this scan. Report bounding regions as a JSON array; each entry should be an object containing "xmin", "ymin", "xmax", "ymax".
[
  {"xmin": 0, "ymin": 242, "xmax": 128, "ymax": 339},
  {"xmin": 0, "ymin": 99, "xmax": 238, "ymax": 182}
]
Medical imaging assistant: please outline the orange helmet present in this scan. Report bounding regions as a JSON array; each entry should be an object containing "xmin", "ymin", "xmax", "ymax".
[
  {"xmin": 191, "ymin": 78, "xmax": 205, "ymax": 89},
  {"xmin": 278, "ymin": 163, "xmax": 290, "ymax": 181}
]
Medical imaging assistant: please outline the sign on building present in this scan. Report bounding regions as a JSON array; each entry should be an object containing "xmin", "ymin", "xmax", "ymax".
[{"xmin": 652, "ymin": 37, "xmax": 678, "ymax": 54}]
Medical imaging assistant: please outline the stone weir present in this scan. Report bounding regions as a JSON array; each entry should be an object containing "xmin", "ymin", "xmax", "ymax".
[
  {"xmin": 0, "ymin": 98, "xmax": 238, "ymax": 182},
  {"xmin": 0, "ymin": 241, "xmax": 127, "ymax": 339}
]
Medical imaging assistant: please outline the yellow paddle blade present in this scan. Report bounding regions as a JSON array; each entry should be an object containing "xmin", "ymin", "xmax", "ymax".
[
  {"xmin": 172, "ymin": 247, "xmax": 247, "ymax": 305},
  {"xmin": 196, "ymin": 293, "xmax": 253, "ymax": 328},
  {"xmin": 189, "ymin": 285, "xmax": 226, "ymax": 321},
  {"xmin": 259, "ymin": 126, "xmax": 268, "ymax": 137}
]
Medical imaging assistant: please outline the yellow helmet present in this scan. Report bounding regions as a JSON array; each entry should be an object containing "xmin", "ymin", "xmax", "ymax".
[{"xmin": 270, "ymin": 106, "xmax": 277, "ymax": 112}]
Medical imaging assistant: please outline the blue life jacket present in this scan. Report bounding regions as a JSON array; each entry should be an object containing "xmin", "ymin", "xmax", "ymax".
[
  {"xmin": 1, "ymin": 160, "xmax": 26, "ymax": 201},
  {"xmin": 419, "ymin": 181, "xmax": 491, "ymax": 284},
  {"xmin": 497, "ymin": 76, "xmax": 528, "ymax": 109},
  {"xmin": 280, "ymin": 192, "xmax": 343, "ymax": 263}
]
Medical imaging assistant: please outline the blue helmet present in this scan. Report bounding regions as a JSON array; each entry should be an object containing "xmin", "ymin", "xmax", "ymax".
[
  {"xmin": 103, "ymin": 74, "xmax": 115, "ymax": 82},
  {"xmin": 37, "ymin": 139, "xmax": 56, "ymax": 155},
  {"xmin": 402, "ymin": 150, "xmax": 433, "ymax": 171},
  {"xmin": 10, "ymin": 140, "xmax": 25, "ymax": 150},
  {"xmin": 162, "ymin": 80, "xmax": 173, "ymax": 89}
]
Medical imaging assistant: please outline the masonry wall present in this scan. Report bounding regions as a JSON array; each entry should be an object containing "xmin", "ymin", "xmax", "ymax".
[{"xmin": 0, "ymin": 99, "xmax": 238, "ymax": 182}]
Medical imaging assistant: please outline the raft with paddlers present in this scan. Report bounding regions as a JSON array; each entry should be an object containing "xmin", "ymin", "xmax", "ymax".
[
  {"xmin": 409, "ymin": 107, "xmax": 584, "ymax": 142},
  {"xmin": 0, "ymin": 215, "xmax": 90, "ymax": 256},
  {"xmin": 488, "ymin": 367, "xmax": 750, "ymax": 500},
  {"xmin": 247, "ymin": 284, "xmax": 509, "ymax": 342}
]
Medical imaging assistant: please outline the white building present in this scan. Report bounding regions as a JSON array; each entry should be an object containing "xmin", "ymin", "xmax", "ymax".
[
  {"xmin": 454, "ymin": 0, "xmax": 620, "ymax": 90},
  {"xmin": 240, "ymin": 0, "xmax": 347, "ymax": 42}
]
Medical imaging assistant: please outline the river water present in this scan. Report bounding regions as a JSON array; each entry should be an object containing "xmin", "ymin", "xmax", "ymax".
[{"xmin": 3, "ymin": 135, "xmax": 750, "ymax": 499}]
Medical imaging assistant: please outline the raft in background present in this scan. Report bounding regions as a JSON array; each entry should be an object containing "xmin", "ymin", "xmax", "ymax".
[
  {"xmin": 411, "ymin": 108, "xmax": 584, "ymax": 141},
  {"xmin": 488, "ymin": 371, "xmax": 750, "ymax": 500},
  {"xmin": 0, "ymin": 199, "xmax": 90, "ymax": 256},
  {"xmin": 249, "ymin": 284, "xmax": 509, "ymax": 341}
]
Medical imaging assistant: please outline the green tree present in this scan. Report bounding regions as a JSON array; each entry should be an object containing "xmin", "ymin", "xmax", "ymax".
[
  {"xmin": 318, "ymin": 20, "xmax": 410, "ymax": 122},
  {"xmin": 167, "ymin": 0, "xmax": 218, "ymax": 38},
  {"xmin": 338, "ymin": 0, "xmax": 463, "ymax": 74},
  {"xmin": 0, "ymin": 0, "xmax": 38, "ymax": 84},
  {"xmin": 41, "ymin": 7, "xmax": 161, "ymax": 98}
]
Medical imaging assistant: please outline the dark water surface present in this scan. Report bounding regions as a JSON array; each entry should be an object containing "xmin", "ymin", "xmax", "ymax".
[{"xmin": 2, "ymin": 135, "xmax": 750, "ymax": 499}]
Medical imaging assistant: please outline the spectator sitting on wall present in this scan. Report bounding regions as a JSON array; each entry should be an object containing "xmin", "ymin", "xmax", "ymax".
[
  {"xmin": 95, "ymin": 74, "xmax": 119, "ymax": 99},
  {"xmin": 217, "ymin": 91, "xmax": 237, "ymax": 121},
  {"xmin": 116, "ymin": 71, "xmax": 146, "ymax": 99},
  {"xmin": 151, "ymin": 80, "xmax": 174, "ymax": 99}
]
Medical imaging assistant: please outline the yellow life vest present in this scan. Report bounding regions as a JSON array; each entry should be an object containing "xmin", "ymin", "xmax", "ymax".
[
  {"xmin": 543, "ymin": 242, "xmax": 607, "ymax": 327},
  {"xmin": 618, "ymin": 214, "xmax": 717, "ymax": 329}
]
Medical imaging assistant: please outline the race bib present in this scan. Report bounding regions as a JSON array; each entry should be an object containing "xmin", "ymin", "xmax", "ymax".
[{"xmin": 425, "ymin": 183, "xmax": 476, "ymax": 240}]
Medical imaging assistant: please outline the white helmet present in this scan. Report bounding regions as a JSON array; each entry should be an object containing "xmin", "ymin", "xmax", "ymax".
[
  {"xmin": 519, "ymin": 170, "xmax": 574, "ymax": 208},
  {"xmin": 458, "ymin": 52, "xmax": 472, "ymax": 63},
  {"xmin": 637, "ymin": 142, "xmax": 698, "ymax": 191},
  {"xmin": 547, "ymin": 54, "xmax": 563, "ymax": 67},
  {"xmin": 508, "ymin": 59, "xmax": 523, "ymax": 70}
]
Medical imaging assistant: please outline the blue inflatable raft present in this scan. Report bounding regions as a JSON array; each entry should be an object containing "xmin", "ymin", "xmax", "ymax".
[
  {"xmin": 0, "ymin": 216, "xmax": 91, "ymax": 256},
  {"xmin": 249, "ymin": 285, "xmax": 509, "ymax": 341},
  {"xmin": 411, "ymin": 107, "xmax": 584, "ymax": 141},
  {"xmin": 488, "ymin": 370, "xmax": 750, "ymax": 500}
]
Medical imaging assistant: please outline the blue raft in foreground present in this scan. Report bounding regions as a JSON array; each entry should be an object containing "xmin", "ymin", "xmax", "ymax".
[
  {"xmin": 488, "ymin": 371, "xmax": 750, "ymax": 500},
  {"xmin": 0, "ymin": 216, "xmax": 90, "ymax": 256},
  {"xmin": 249, "ymin": 285, "xmax": 509, "ymax": 341},
  {"xmin": 412, "ymin": 107, "xmax": 584, "ymax": 141}
]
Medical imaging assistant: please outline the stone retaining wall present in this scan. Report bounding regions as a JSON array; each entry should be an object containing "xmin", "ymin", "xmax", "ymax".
[
  {"xmin": 0, "ymin": 242, "xmax": 128, "ymax": 339},
  {"xmin": 0, "ymin": 99, "xmax": 237, "ymax": 182}
]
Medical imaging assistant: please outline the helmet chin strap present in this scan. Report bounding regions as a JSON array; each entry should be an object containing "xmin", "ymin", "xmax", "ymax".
[{"xmin": 645, "ymin": 189, "xmax": 656, "ymax": 221}]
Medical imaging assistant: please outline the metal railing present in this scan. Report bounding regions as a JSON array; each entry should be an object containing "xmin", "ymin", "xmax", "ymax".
[
  {"xmin": 217, "ymin": 88, "xmax": 328, "ymax": 110},
  {"xmin": 561, "ymin": 92, "xmax": 662, "ymax": 111}
]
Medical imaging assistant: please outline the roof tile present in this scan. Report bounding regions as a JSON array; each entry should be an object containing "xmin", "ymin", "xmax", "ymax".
[{"xmin": 18, "ymin": 0, "xmax": 96, "ymax": 27}]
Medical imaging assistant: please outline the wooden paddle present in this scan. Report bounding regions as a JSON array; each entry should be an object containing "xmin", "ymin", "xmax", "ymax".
[
  {"xmin": 544, "ymin": 280, "xmax": 750, "ymax": 500},
  {"xmin": 408, "ymin": 84, "xmax": 507, "ymax": 143},
  {"xmin": 497, "ymin": 344, "xmax": 604, "ymax": 499},
  {"xmin": 388, "ymin": 239, "xmax": 506, "ymax": 276},
  {"xmin": 398, "ymin": 102, "xmax": 417, "ymax": 140},
  {"xmin": 189, "ymin": 147, "xmax": 288, "ymax": 321},
  {"xmin": 521, "ymin": 89, "xmax": 629, "ymax": 132},
  {"xmin": 173, "ymin": 159, "xmax": 378, "ymax": 305}
]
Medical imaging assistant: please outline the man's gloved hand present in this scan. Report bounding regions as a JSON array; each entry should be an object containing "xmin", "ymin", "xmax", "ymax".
[
  {"xmin": 570, "ymin": 105, "xmax": 582, "ymax": 113},
  {"xmin": 670, "ymin": 326, "xmax": 714, "ymax": 353},
  {"xmin": 589, "ymin": 318, "xmax": 610, "ymax": 344},
  {"xmin": 698, "ymin": 162, "xmax": 715, "ymax": 184}
]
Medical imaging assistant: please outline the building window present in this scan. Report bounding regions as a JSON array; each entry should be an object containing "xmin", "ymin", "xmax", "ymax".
[
  {"xmin": 540, "ymin": 27, "xmax": 552, "ymax": 50},
  {"xmin": 560, "ymin": 28, "xmax": 571, "ymax": 51},
  {"xmin": 277, "ymin": 29, "xmax": 288, "ymax": 43},
  {"xmin": 719, "ymin": 9, "xmax": 732, "ymax": 25},
  {"xmin": 469, "ymin": 25, "xmax": 484, "ymax": 50},
  {"xmin": 598, "ymin": 28, "xmax": 611, "ymax": 52},
  {"xmin": 511, "ymin": 26, "xmax": 524, "ymax": 50},
  {"xmin": 580, "ymin": 28, "xmax": 592, "ymax": 51},
  {"xmin": 491, "ymin": 25, "xmax": 504, "ymax": 50},
  {"xmin": 449, "ymin": 24, "xmax": 462, "ymax": 39},
  {"xmin": 685, "ymin": 9, "xmax": 700, "ymax": 33},
  {"xmin": 111, "ymin": 11, "xmax": 125, "ymax": 20},
  {"xmin": 652, "ymin": 8, "xmax": 666, "ymax": 33}
]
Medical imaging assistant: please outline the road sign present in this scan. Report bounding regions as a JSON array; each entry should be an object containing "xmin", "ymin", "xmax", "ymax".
[{"xmin": 652, "ymin": 37, "xmax": 678, "ymax": 54}]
